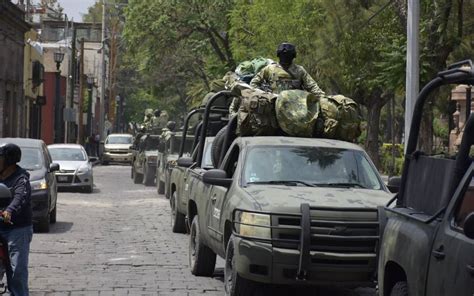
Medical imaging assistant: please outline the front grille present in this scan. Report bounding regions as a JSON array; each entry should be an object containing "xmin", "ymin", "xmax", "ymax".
[
  {"xmin": 272, "ymin": 208, "xmax": 379, "ymax": 254},
  {"xmin": 59, "ymin": 170, "xmax": 75, "ymax": 174},
  {"xmin": 109, "ymin": 150, "xmax": 129, "ymax": 154}
]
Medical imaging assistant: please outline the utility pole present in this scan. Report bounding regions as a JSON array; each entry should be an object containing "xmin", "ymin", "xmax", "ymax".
[
  {"xmin": 78, "ymin": 38, "xmax": 85, "ymax": 145},
  {"xmin": 67, "ymin": 23, "xmax": 76, "ymax": 143},
  {"xmin": 405, "ymin": 0, "xmax": 420, "ymax": 151},
  {"xmin": 99, "ymin": 0, "xmax": 107, "ymax": 142}
]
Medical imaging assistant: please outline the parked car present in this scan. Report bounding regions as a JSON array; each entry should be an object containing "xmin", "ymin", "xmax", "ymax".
[
  {"xmin": 102, "ymin": 133, "xmax": 133, "ymax": 165},
  {"xmin": 48, "ymin": 144, "xmax": 95, "ymax": 193},
  {"xmin": 0, "ymin": 138, "xmax": 59, "ymax": 233}
]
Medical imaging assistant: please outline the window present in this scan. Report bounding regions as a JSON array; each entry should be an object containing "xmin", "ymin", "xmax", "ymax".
[
  {"xmin": 224, "ymin": 146, "xmax": 240, "ymax": 178},
  {"xmin": 455, "ymin": 176, "xmax": 474, "ymax": 229}
]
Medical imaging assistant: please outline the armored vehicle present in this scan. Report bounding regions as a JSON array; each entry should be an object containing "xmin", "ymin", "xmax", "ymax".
[
  {"xmin": 131, "ymin": 134, "xmax": 160, "ymax": 186},
  {"xmin": 175, "ymin": 92, "xmax": 392, "ymax": 295},
  {"xmin": 378, "ymin": 60, "xmax": 474, "ymax": 296}
]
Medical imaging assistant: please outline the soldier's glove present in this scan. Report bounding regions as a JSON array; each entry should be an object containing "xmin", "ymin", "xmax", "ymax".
[{"xmin": 2, "ymin": 211, "xmax": 11, "ymax": 224}]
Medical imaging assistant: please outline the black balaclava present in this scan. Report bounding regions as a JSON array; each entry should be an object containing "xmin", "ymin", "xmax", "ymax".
[{"xmin": 276, "ymin": 42, "xmax": 296, "ymax": 69}]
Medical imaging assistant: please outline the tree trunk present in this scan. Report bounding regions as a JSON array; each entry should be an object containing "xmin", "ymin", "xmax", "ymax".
[{"xmin": 365, "ymin": 99, "xmax": 383, "ymax": 169}]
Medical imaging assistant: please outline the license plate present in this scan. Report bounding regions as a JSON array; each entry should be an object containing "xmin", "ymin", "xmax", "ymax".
[{"xmin": 58, "ymin": 176, "xmax": 68, "ymax": 182}]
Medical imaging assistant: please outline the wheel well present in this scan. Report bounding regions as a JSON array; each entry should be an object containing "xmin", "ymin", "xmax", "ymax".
[
  {"xmin": 384, "ymin": 261, "xmax": 407, "ymax": 295},
  {"xmin": 223, "ymin": 220, "xmax": 233, "ymax": 250},
  {"xmin": 188, "ymin": 200, "xmax": 197, "ymax": 225}
]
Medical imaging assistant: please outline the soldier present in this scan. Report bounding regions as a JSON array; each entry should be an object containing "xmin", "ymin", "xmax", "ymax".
[{"xmin": 250, "ymin": 42, "xmax": 325, "ymax": 96}]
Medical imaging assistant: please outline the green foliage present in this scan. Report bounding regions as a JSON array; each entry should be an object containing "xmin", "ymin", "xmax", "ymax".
[{"xmin": 380, "ymin": 143, "xmax": 404, "ymax": 176}]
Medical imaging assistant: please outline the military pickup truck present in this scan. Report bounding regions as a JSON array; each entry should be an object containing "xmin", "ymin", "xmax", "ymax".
[
  {"xmin": 181, "ymin": 92, "xmax": 392, "ymax": 295},
  {"xmin": 156, "ymin": 130, "xmax": 194, "ymax": 197},
  {"xmin": 169, "ymin": 106, "xmax": 230, "ymax": 233},
  {"xmin": 131, "ymin": 134, "xmax": 160, "ymax": 186},
  {"xmin": 378, "ymin": 60, "xmax": 474, "ymax": 296}
]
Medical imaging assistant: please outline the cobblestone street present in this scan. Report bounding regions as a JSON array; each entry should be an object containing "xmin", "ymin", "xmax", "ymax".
[{"xmin": 28, "ymin": 165, "xmax": 376, "ymax": 296}]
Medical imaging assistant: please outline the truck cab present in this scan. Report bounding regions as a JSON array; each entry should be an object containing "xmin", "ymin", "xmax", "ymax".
[{"xmin": 378, "ymin": 60, "xmax": 474, "ymax": 296}]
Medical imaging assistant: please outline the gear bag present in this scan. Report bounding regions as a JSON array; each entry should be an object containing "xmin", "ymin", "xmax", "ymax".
[
  {"xmin": 237, "ymin": 89, "xmax": 279, "ymax": 136},
  {"xmin": 319, "ymin": 95, "xmax": 362, "ymax": 142}
]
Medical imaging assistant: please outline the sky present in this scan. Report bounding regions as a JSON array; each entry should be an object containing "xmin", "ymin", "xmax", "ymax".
[{"xmin": 53, "ymin": 0, "xmax": 97, "ymax": 22}]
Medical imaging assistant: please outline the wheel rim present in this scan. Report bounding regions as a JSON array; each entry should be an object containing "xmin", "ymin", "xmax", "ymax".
[
  {"xmin": 189, "ymin": 220, "xmax": 197, "ymax": 267},
  {"xmin": 224, "ymin": 241, "xmax": 234, "ymax": 294}
]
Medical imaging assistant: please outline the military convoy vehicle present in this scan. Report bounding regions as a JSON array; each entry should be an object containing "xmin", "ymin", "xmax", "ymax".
[
  {"xmin": 171, "ymin": 92, "xmax": 392, "ymax": 295},
  {"xmin": 156, "ymin": 130, "xmax": 194, "ymax": 197},
  {"xmin": 131, "ymin": 134, "xmax": 160, "ymax": 186},
  {"xmin": 378, "ymin": 60, "xmax": 474, "ymax": 296}
]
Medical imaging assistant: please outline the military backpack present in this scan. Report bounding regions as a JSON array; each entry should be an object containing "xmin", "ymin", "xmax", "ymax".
[{"xmin": 237, "ymin": 89, "xmax": 279, "ymax": 136}]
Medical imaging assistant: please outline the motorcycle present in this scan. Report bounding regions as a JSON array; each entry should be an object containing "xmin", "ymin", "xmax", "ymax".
[{"xmin": 0, "ymin": 184, "xmax": 12, "ymax": 294}]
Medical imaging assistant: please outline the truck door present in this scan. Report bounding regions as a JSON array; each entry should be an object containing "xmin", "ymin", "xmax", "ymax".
[
  {"xmin": 426, "ymin": 166, "xmax": 474, "ymax": 296},
  {"xmin": 207, "ymin": 144, "xmax": 240, "ymax": 250}
]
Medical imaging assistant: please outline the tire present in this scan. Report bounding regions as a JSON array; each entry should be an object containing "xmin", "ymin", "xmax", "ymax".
[
  {"xmin": 189, "ymin": 215, "xmax": 216, "ymax": 276},
  {"xmin": 390, "ymin": 281, "xmax": 408, "ymax": 296},
  {"xmin": 211, "ymin": 126, "xmax": 227, "ymax": 168},
  {"xmin": 225, "ymin": 235, "xmax": 260, "ymax": 296},
  {"xmin": 50, "ymin": 204, "xmax": 57, "ymax": 224},
  {"xmin": 158, "ymin": 180, "xmax": 165, "ymax": 195},
  {"xmin": 171, "ymin": 191, "xmax": 186, "ymax": 233},
  {"xmin": 144, "ymin": 165, "xmax": 155, "ymax": 186},
  {"xmin": 36, "ymin": 212, "xmax": 50, "ymax": 233},
  {"xmin": 84, "ymin": 185, "xmax": 93, "ymax": 193},
  {"xmin": 133, "ymin": 170, "xmax": 143, "ymax": 184}
]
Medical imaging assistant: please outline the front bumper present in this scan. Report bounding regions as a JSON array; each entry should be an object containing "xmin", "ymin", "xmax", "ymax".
[
  {"xmin": 31, "ymin": 189, "xmax": 49, "ymax": 220},
  {"xmin": 103, "ymin": 152, "xmax": 132, "ymax": 163},
  {"xmin": 233, "ymin": 236, "xmax": 376, "ymax": 287},
  {"xmin": 56, "ymin": 172, "xmax": 93, "ymax": 189}
]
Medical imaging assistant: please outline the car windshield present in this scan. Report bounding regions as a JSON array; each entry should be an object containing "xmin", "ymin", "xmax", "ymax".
[
  {"xmin": 49, "ymin": 148, "xmax": 86, "ymax": 161},
  {"xmin": 19, "ymin": 147, "xmax": 43, "ymax": 171},
  {"xmin": 243, "ymin": 146, "xmax": 382, "ymax": 190},
  {"xmin": 106, "ymin": 136, "xmax": 132, "ymax": 144}
]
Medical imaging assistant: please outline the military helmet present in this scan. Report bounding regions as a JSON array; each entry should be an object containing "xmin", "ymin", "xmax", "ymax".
[
  {"xmin": 276, "ymin": 42, "xmax": 296, "ymax": 59},
  {"xmin": 144, "ymin": 108, "xmax": 154, "ymax": 117},
  {"xmin": 275, "ymin": 90, "xmax": 321, "ymax": 137},
  {"xmin": 0, "ymin": 143, "xmax": 22, "ymax": 166}
]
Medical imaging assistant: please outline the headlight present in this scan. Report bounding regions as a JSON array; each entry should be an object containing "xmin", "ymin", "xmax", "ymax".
[
  {"xmin": 234, "ymin": 211, "xmax": 271, "ymax": 239},
  {"xmin": 30, "ymin": 179, "xmax": 48, "ymax": 190},
  {"xmin": 76, "ymin": 165, "xmax": 90, "ymax": 174}
]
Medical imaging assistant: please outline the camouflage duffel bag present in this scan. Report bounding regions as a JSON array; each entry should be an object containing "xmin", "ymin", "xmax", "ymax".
[
  {"xmin": 319, "ymin": 95, "xmax": 362, "ymax": 142},
  {"xmin": 237, "ymin": 89, "xmax": 279, "ymax": 136},
  {"xmin": 275, "ymin": 90, "xmax": 322, "ymax": 137}
]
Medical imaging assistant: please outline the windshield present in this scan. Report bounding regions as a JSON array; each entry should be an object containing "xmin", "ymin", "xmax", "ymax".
[
  {"xmin": 19, "ymin": 148, "xmax": 43, "ymax": 171},
  {"xmin": 49, "ymin": 148, "xmax": 87, "ymax": 161},
  {"xmin": 243, "ymin": 146, "xmax": 382, "ymax": 190},
  {"xmin": 106, "ymin": 136, "xmax": 132, "ymax": 144}
]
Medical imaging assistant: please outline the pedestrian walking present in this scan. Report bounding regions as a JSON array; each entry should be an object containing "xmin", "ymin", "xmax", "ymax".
[{"xmin": 0, "ymin": 143, "xmax": 33, "ymax": 296}]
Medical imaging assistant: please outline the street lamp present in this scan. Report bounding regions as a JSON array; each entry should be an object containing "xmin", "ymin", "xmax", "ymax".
[
  {"xmin": 86, "ymin": 76, "xmax": 94, "ymax": 141},
  {"xmin": 115, "ymin": 95, "xmax": 121, "ymax": 132},
  {"xmin": 53, "ymin": 50, "xmax": 65, "ymax": 143}
]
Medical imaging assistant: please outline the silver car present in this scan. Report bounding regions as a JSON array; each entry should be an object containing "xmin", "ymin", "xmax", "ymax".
[{"xmin": 48, "ymin": 144, "xmax": 94, "ymax": 193}]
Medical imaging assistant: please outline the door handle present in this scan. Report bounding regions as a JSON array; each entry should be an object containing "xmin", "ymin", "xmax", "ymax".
[
  {"xmin": 467, "ymin": 264, "xmax": 474, "ymax": 276},
  {"xmin": 432, "ymin": 246, "xmax": 445, "ymax": 260}
]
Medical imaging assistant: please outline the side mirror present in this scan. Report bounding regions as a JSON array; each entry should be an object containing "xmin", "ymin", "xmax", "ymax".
[
  {"xmin": 129, "ymin": 145, "xmax": 135, "ymax": 150},
  {"xmin": 100, "ymin": 141, "xmax": 105, "ymax": 145},
  {"xmin": 387, "ymin": 176, "xmax": 401, "ymax": 193},
  {"xmin": 49, "ymin": 163, "xmax": 60, "ymax": 172},
  {"xmin": 177, "ymin": 157, "xmax": 194, "ymax": 168},
  {"xmin": 464, "ymin": 213, "xmax": 474, "ymax": 239},
  {"xmin": 203, "ymin": 169, "xmax": 232, "ymax": 188},
  {"xmin": 89, "ymin": 156, "xmax": 98, "ymax": 163}
]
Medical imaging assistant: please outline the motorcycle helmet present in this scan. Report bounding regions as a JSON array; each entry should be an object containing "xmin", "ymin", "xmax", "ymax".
[{"xmin": 0, "ymin": 143, "xmax": 22, "ymax": 166}]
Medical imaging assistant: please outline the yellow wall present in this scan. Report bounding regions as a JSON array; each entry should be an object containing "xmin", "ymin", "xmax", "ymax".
[{"xmin": 24, "ymin": 29, "xmax": 43, "ymax": 99}]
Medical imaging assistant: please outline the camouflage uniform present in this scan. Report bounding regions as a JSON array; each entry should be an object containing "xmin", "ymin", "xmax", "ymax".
[{"xmin": 250, "ymin": 63, "xmax": 325, "ymax": 96}]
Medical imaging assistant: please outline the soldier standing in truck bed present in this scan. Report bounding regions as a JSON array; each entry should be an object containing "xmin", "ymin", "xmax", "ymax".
[{"xmin": 250, "ymin": 42, "xmax": 325, "ymax": 96}]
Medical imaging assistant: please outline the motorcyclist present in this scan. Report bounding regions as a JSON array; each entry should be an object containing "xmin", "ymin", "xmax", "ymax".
[{"xmin": 0, "ymin": 143, "xmax": 33, "ymax": 295}]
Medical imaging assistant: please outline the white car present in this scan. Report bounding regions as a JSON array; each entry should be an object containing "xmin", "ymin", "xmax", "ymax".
[{"xmin": 48, "ymin": 144, "xmax": 94, "ymax": 193}]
